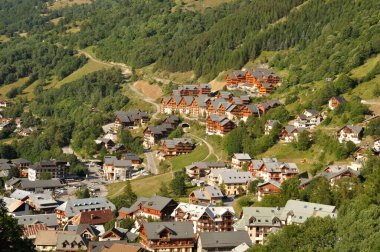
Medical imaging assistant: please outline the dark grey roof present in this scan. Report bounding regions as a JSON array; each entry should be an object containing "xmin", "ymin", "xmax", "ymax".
[
  {"xmin": 0, "ymin": 162, "xmax": 11, "ymax": 170},
  {"xmin": 115, "ymin": 110, "xmax": 149, "ymax": 123},
  {"xmin": 87, "ymin": 240, "xmax": 135, "ymax": 252},
  {"xmin": 12, "ymin": 158, "xmax": 30, "ymax": 165},
  {"xmin": 20, "ymin": 179, "xmax": 64, "ymax": 190},
  {"xmin": 199, "ymin": 231, "xmax": 252, "ymax": 248},
  {"xmin": 332, "ymin": 96, "xmax": 347, "ymax": 104},
  {"xmin": 141, "ymin": 195, "xmax": 175, "ymax": 211},
  {"xmin": 15, "ymin": 213, "xmax": 58, "ymax": 227},
  {"xmin": 143, "ymin": 221, "xmax": 193, "ymax": 240}
]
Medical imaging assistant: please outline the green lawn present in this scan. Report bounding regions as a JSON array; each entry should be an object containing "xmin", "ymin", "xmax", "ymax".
[
  {"xmin": 0, "ymin": 77, "xmax": 29, "ymax": 99},
  {"xmin": 350, "ymin": 53, "xmax": 380, "ymax": 79},
  {"xmin": 107, "ymin": 172, "xmax": 172, "ymax": 198},
  {"xmin": 170, "ymin": 143, "xmax": 209, "ymax": 171},
  {"xmin": 45, "ymin": 57, "xmax": 112, "ymax": 89},
  {"xmin": 350, "ymin": 74, "xmax": 380, "ymax": 100}
]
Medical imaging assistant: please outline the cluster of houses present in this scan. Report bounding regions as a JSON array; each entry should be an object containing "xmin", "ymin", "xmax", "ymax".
[
  {"xmin": 226, "ymin": 68, "xmax": 281, "ymax": 96},
  {"xmin": 1, "ymin": 183, "xmax": 339, "ymax": 252},
  {"xmin": 143, "ymin": 115, "xmax": 181, "ymax": 148},
  {"xmin": 160, "ymin": 83, "xmax": 282, "ymax": 136},
  {"xmin": 0, "ymin": 116, "xmax": 38, "ymax": 137},
  {"xmin": 102, "ymin": 154, "xmax": 142, "ymax": 181}
]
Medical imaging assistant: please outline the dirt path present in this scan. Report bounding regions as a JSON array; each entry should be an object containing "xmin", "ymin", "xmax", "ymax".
[
  {"xmin": 187, "ymin": 133, "xmax": 220, "ymax": 161},
  {"xmin": 129, "ymin": 83, "xmax": 160, "ymax": 119},
  {"xmin": 78, "ymin": 49, "xmax": 132, "ymax": 76}
]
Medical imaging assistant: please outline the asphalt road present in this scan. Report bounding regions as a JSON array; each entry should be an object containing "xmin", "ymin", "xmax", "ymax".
[{"xmin": 145, "ymin": 150, "xmax": 158, "ymax": 175}]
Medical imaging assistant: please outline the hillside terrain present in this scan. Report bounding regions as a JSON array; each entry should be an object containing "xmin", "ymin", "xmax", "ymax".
[{"xmin": 0, "ymin": 0, "xmax": 379, "ymax": 251}]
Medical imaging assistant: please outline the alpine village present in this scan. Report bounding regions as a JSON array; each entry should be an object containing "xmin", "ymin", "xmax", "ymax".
[{"xmin": 0, "ymin": 0, "xmax": 379, "ymax": 252}]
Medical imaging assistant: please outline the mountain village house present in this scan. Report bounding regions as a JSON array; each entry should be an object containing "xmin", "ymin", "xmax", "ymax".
[
  {"xmin": 337, "ymin": 125, "xmax": 364, "ymax": 144},
  {"xmin": 143, "ymin": 116, "xmax": 180, "ymax": 148},
  {"xmin": 189, "ymin": 186, "xmax": 224, "ymax": 205},
  {"xmin": 140, "ymin": 221, "xmax": 195, "ymax": 252},
  {"xmin": 208, "ymin": 169, "xmax": 252, "ymax": 196},
  {"xmin": 158, "ymin": 138, "xmax": 194, "ymax": 160},
  {"xmin": 206, "ymin": 115, "xmax": 236, "ymax": 136},
  {"xmin": 231, "ymin": 153, "xmax": 252, "ymax": 169},
  {"xmin": 55, "ymin": 197, "xmax": 116, "ymax": 224},
  {"xmin": 257, "ymin": 180, "xmax": 281, "ymax": 201},
  {"xmin": 248, "ymin": 158, "xmax": 299, "ymax": 182},
  {"xmin": 118, "ymin": 195, "xmax": 178, "ymax": 221},
  {"xmin": 197, "ymin": 231, "xmax": 252, "ymax": 252},
  {"xmin": 294, "ymin": 109, "xmax": 323, "ymax": 129},
  {"xmin": 328, "ymin": 96, "xmax": 347, "ymax": 110},
  {"xmin": 185, "ymin": 162, "xmax": 226, "ymax": 179},
  {"xmin": 114, "ymin": 110, "xmax": 150, "ymax": 129},
  {"xmin": 103, "ymin": 156, "xmax": 134, "ymax": 181},
  {"xmin": 27, "ymin": 160, "xmax": 70, "ymax": 181},
  {"xmin": 280, "ymin": 125, "xmax": 308, "ymax": 143},
  {"xmin": 264, "ymin": 120, "xmax": 280, "ymax": 135},
  {"xmin": 172, "ymin": 203, "xmax": 236, "ymax": 233}
]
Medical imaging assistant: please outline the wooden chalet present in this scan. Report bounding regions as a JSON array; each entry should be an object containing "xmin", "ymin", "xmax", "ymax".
[
  {"xmin": 158, "ymin": 138, "xmax": 194, "ymax": 159},
  {"xmin": 140, "ymin": 222, "xmax": 195, "ymax": 252},
  {"xmin": 206, "ymin": 115, "xmax": 236, "ymax": 136},
  {"xmin": 257, "ymin": 180, "xmax": 281, "ymax": 201}
]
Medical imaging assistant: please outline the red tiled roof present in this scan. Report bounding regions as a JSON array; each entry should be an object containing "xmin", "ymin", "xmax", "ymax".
[{"xmin": 71, "ymin": 209, "xmax": 113, "ymax": 225}]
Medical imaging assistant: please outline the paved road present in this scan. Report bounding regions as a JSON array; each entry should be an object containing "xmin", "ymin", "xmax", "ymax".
[{"xmin": 145, "ymin": 150, "xmax": 158, "ymax": 175}]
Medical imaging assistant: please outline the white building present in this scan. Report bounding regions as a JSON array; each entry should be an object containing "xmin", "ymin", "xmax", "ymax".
[{"xmin": 337, "ymin": 125, "xmax": 364, "ymax": 144}]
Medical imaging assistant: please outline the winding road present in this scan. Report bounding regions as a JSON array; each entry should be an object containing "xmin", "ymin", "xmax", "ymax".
[{"xmin": 79, "ymin": 48, "xmax": 219, "ymax": 173}]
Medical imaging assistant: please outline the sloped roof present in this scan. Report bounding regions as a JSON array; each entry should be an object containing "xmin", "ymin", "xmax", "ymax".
[
  {"xmin": 233, "ymin": 153, "xmax": 251, "ymax": 161},
  {"xmin": 56, "ymin": 197, "xmax": 116, "ymax": 218},
  {"xmin": 234, "ymin": 207, "xmax": 282, "ymax": 230},
  {"xmin": 15, "ymin": 213, "xmax": 58, "ymax": 227},
  {"xmin": 71, "ymin": 209, "xmax": 113, "ymax": 225},
  {"xmin": 10, "ymin": 189, "xmax": 31, "ymax": 200},
  {"xmin": 143, "ymin": 221, "xmax": 194, "ymax": 240},
  {"xmin": 199, "ymin": 231, "xmax": 252, "ymax": 248}
]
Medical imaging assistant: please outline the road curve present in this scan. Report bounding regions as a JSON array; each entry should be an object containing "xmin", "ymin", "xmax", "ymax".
[{"xmin": 187, "ymin": 133, "xmax": 220, "ymax": 161}]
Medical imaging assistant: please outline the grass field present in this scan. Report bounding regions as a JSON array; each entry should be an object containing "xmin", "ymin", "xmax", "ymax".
[
  {"xmin": 45, "ymin": 57, "xmax": 112, "ymax": 90},
  {"xmin": 350, "ymin": 53, "xmax": 380, "ymax": 79},
  {"xmin": 49, "ymin": 0, "xmax": 92, "ymax": 10},
  {"xmin": 107, "ymin": 173, "xmax": 173, "ymax": 198},
  {"xmin": 0, "ymin": 77, "xmax": 29, "ymax": 99},
  {"xmin": 174, "ymin": 0, "xmax": 232, "ymax": 12},
  {"xmin": 351, "ymin": 74, "xmax": 380, "ymax": 100},
  {"xmin": 170, "ymin": 143, "xmax": 209, "ymax": 171}
]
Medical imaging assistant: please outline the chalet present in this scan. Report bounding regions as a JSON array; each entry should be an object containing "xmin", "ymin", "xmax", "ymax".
[
  {"xmin": 294, "ymin": 109, "xmax": 322, "ymax": 128},
  {"xmin": 2, "ymin": 197, "xmax": 31, "ymax": 216},
  {"xmin": 118, "ymin": 195, "xmax": 178, "ymax": 221},
  {"xmin": 353, "ymin": 146, "xmax": 368, "ymax": 161},
  {"xmin": 217, "ymin": 91, "xmax": 235, "ymax": 102},
  {"xmin": 231, "ymin": 153, "xmax": 252, "ymax": 169},
  {"xmin": 87, "ymin": 241, "xmax": 143, "ymax": 252},
  {"xmin": 337, "ymin": 125, "xmax": 364, "ymax": 144},
  {"xmin": 175, "ymin": 83, "xmax": 212, "ymax": 96},
  {"xmin": 143, "ymin": 123, "xmax": 175, "ymax": 148},
  {"xmin": 103, "ymin": 156, "xmax": 134, "ymax": 181},
  {"xmin": 206, "ymin": 114, "xmax": 236, "ymax": 136},
  {"xmin": 280, "ymin": 200, "xmax": 337, "ymax": 225},
  {"xmin": 264, "ymin": 120, "xmax": 280, "ymax": 135},
  {"xmin": 121, "ymin": 153, "xmax": 142, "ymax": 167},
  {"xmin": 280, "ymin": 126, "xmax": 307, "ymax": 143},
  {"xmin": 185, "ymin": 161, "xmax": 226, "ymax": 179},
  {"xmin": 55, "ymin": 197, "xmax": 116, "ymax": 224},
  {"xmin": 189, "ymin": 186, "xmax": 224, "ymax": 205},
  {"xmin": 257, "ymin": 180, "xmax": 281, "ymax": 201},
  {"xmin": 241, "ymin": 105, "xmax": 261, "ymax": 122},
  {"xmin": 190, "ymin": 95, "xmax": 209, "ymax": 118},
  {"xmin": 22, "ymin": 223, "xmax": 48, "ymax": 241},
  {"xmin": 15, "ymin": 213, "xmax": 59, "ymax": 230},
  {"xmin": 234, "ymin": 207, "xmax": 282, "ymax": 245},
  {"xmin": 34, "ymin": 230, "xmax": 61, "ymax": 251},
  {"xmin": 158, "ymin": 138, "xmax": 194, "ymax": 159},
  {"xmin": 178, "ymin": 96, "xmax": 194, "ymax": 115},
  {"xmin": 257, "ymin": 100, "xmax": 281, "ymax": 114},
  {"xmin": 232, "ymin": 95, "xmax": 250, "ymax": 105},
  {"xmin": 27, "ymin": 192, "xmax": 59, "ymax": 213},
  {"xmin": 27, "ymin": 160, "xmax": 69, "ymax": 181},
  {"xmin": 259, "ymin": 83, "xmax": 274, "ymax": 96},
  {"xmin": 249, "ymin": 158, "xmax": 299, "ymax": 182},
  {"xmin": 56, "ymin": 232, "xmax": 88, "ymax": 251},
  {"xmin": 160, "ymin": 95, "xmax": 181, "ymax": 114},
  {"xmin": 140, "ymin": 221, "xmax": 195, "ymax": 252},
  {"xmin": 66, "ymin": 224, "xmax": 101, "ymax": 242},
  {"xmin": 328, "ymin": 96, "xmax": 346, "ymax": 110},
  {"xmin": 226, "ymin": 71, "xmax": 247, "ymax": 86},
  {"xmin": 300, "ymin": 165, "xmax": 360, "ymax": 188},
  {"xmin": 99, "ymin": 227, "xmax": 127, "ymax": 241},
  {"xmin": 208, "ymin": 169, "xmax": 252, "ymax": 196},
  {"xmin": 225, "ymin": 104, "xmax": 242, "ymax": 121},
  {"xmin": 19, "ymin": 179, "xmax": 64, "ymax": 192},
  {"xmin": 246, "ymin": 68, "xmax": 280, "ymax": 86},
  {"xmin": 70, "ymin": 209, "xmax": 113, "ymax": 226},
  {"xmin": 96, "ymin": 138, "xmax": 116, "ymax": 150},
  {"xmin": 163, "ymin": 115, "xmax": 180, "ymax": 128},
  {"xmin": 171, "ymin": 203, "xmax": 236, "ymax": 233},
  {"xmin": 114, "ymin": 110, "xmax": 150, "ymax": 129},
  {"xmin": 197, "ymin": 231, "xmax": 252, "ymax": 252}
]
